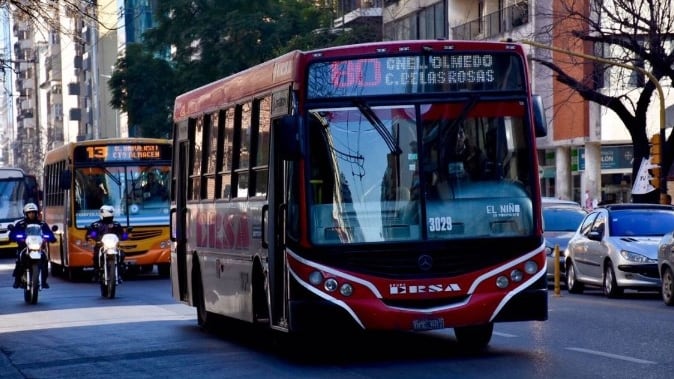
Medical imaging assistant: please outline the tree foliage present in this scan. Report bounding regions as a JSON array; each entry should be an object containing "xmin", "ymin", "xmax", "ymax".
[
  {"xmin": 108, "ymin": 44, "xmax": 174, "ymax": 138},
  {"xmin": 535, "ymin": 0, "xmax": 674, "ymax": 203},
  {"xmin": 108, "ymin": 0, "xmax": 381, "ymax": 138}
]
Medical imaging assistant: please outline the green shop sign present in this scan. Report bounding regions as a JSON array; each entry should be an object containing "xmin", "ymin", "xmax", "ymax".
[{"xmin": 572, "ymin": 145, "xmax": 633, "ymax": 172}]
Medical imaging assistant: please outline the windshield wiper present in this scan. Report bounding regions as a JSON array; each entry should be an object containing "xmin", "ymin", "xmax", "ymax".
[{"xmin": 354, "ymin": 101, "xmax": 402, "ymax": 155}]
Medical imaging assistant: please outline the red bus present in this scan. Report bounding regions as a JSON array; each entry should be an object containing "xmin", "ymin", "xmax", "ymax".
[{"xmin": 170, "ymin": 40, "xmax": 548, "ymax": 349}]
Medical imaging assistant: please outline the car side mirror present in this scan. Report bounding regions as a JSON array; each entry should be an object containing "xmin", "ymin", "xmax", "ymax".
[{"xmin": 588, "ymin": 231, "xmax": 602, "ymax": 241}]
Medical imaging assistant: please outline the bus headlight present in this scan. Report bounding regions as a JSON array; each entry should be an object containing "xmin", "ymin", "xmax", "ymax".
[
  {"xmin": 496, "ymin": 276, "xmax": 509, "ymax": 288},
  {"xmin": 524, "ymin": 260, "xmax": 538, "ymax": 274},
  {"xmin": 339, "ymin": 283, "xmax": 353, "ymax": 297},
  {"xmin": 308, "ymin": 271, "xmax": 323, "ymax": 286},
  {"xmin": 324, "ymin": 278, "xmax": 338, "ymax": 292},
  {"xmin": 510, "ymin": 269, "xmax": 523, "ymax": 282}
]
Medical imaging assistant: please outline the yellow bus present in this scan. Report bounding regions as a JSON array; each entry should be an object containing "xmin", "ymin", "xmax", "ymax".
[{"xmin": 43, "ymin": 138, "xmax": 172, "ymax": 280}]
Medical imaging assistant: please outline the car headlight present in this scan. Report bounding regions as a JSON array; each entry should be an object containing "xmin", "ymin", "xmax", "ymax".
[
  {"xmin": 619, "ymin": 250, "xmax": 655, "ymax": 263},
  {"xmin": 545, "ymin": 246, "xmax": 554, "ymax": 256}
]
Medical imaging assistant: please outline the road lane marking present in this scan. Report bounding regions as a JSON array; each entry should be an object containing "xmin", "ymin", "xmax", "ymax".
[
  {"xmin": 493, "ymin": 331, "xmax": 517, "ymax": 338},
  {"xmin": 0, "ymin": 304, "xmax": 195, "ymax": 333},
  {"xmin": 566, "ymin": 347, "xmax": 656, "ymax": 364}
]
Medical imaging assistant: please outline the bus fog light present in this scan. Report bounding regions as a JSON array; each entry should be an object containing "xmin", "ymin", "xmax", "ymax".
[
  {"xmin": 324, "ymin": 278, "xmax": 338, "ymax": 292},
  {"xmin": 510, "ymin": 269, "xmax": 523, "ymax": 282},
  {"xmin": 308, "ymin": 271, "xmax": 323, "ymax": 286},
  {"xmin": 340, "ymin": 283, "xmax": 353, "ymax": 297},
  {"xmin": 496, "ymin": 276, "xmax": 509, "ymax": 288},
  {"xmin": 524, "ymin": 260, "xmax": 538, "ymax": 274}
]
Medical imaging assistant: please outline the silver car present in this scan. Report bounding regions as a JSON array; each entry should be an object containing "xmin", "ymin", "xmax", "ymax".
[
  {"xmin": 565, "ymin": 203, "xmax": 674, "ymax": 298},
  {"xmin": 542, "ymin": 197, "xmax": 586, "ymax": 284}
]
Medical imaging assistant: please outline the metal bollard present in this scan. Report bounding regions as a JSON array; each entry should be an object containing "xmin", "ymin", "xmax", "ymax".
[{"xmin": 554, "ymin": 244, "xmax": 561, "ymax": 296}]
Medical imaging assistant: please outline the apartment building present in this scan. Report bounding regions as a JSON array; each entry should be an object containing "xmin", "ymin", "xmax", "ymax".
[{"xmin": 3, "ymin": 0, "xmax": 157, "ymax": 177}]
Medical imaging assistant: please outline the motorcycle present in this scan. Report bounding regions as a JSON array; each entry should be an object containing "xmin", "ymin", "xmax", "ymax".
[
  {"xmin": 95, "ymin": 228, "xmax": 130, "ymax": 299},
  {"xmin": 10, "ymin": 223, "xmax": 57, "ymax": 304}
]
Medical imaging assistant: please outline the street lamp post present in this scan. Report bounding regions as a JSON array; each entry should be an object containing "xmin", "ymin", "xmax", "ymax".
[{"xmin": 518, "ymin": 39, "xmax": 667, "ymax": 203}]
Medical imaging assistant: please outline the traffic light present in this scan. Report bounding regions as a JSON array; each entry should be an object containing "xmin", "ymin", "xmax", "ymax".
[{"xmin": 650, "ymin": 134, "xmax": 662, "ymax": 190}]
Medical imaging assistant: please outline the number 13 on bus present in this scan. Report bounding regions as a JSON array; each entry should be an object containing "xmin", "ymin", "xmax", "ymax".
[{"xmin": 170, "ymin": 40, "xmax": 548, "ymax": 349}]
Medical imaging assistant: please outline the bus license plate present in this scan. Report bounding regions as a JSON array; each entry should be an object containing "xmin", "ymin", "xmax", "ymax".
[{"xmin": 413, "ymin": 318, "xmax": 444, "ymax": 331}]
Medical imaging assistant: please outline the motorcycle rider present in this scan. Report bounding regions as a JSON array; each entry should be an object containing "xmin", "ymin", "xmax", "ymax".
[
  {"xmin": 86, "ymin": 205, "xmax": 128, "ymax": 281},
  {"xmin": 10, "ymin": 203, "xmax": 57, "ymax": 289}
]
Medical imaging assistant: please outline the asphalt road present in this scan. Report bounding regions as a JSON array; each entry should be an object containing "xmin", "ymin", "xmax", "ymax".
[{"xmin": 1, "ymin": 257, "xmax": 673, "ymax": 379}]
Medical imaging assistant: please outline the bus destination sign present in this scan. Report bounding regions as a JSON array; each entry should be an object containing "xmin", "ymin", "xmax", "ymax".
[
  {"xmin": 74, "ymin": 144, "xmax": 170, "ymax": 162},
  {"xmin": 307, "ymin": 52, "xmax": 524, "ymax": 98}
]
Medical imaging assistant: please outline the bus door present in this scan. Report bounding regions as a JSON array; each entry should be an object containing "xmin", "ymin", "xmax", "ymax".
[
  {"xmin": 172, "ymin": 140, "xmax": 189, "ymax": 301},
  {"xmin": 267, "ymin": 115, "xmax": 299, "ymax": 330}
]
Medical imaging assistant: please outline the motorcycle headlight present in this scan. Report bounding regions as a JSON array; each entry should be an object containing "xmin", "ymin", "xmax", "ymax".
[
  {"xmin": 101, "ymin": 234, "xmax": 120, "ymax": 250},
  {"xmin": 26, "ymin": 235, "xmax": 42, "ymax": 251}
]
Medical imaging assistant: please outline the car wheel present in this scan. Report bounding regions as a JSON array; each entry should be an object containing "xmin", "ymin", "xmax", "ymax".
[
  {"xmin": 603, "ymin": 263, "xmax": 623, "ymax": 298},
  {"xmin": 662, "ymin": 267, "xmax": 674, "ymax": 306},
  {"xmin": 566, "ymin": 261, "xmax": 584, "ymax": 294}
]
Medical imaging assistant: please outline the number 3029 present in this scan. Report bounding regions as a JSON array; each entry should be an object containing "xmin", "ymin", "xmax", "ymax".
[{"xmin": 428, "ymin": 216, "xmax": 452, "ymax": 232}]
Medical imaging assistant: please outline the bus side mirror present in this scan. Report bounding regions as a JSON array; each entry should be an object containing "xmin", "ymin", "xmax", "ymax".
[
  {"xmin": 532, "ymin": 95, "xmax": 548, "ymax": 138},
  {"xmin": 59, "ymin": 170, "xmax": 71, "ymax": 191},
  {"xmin": 277, "ymin": 115, "xmax": 302, "ymax": 161}
]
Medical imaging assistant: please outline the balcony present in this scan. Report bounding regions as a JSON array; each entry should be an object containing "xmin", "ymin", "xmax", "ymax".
[
  {"xmin": 452, "ymin": 1, "xmax": 529, "ymax": 40},
  {"xmin": 333, "ymin": 0, "xmax": 383, "ymax": 29}
]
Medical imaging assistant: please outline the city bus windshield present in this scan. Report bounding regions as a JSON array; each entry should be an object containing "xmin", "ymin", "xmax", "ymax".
[
  {"xmin": 307, "ymin": 100, "xmax": 534, "ymax": 244},
  {"xmin": 0, "ymin": 178, "xmax": 26, "ymax": 222},
  {"xmin": 74, "ymin": 165, "xmax": 170, "ymax": 228}
]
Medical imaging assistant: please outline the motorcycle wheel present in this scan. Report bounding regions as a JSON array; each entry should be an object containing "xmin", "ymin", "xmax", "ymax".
[
  {"xmin": 100, "ymin": 258, "xmax": 117, "ymax": 299},
  {"xmin": 24, "ymin": 263, "xmax": 40, "ymax": 304}
]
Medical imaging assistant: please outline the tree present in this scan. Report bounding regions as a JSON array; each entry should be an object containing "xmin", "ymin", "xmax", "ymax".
[
  {"xmin": 533, "ymin": 0, "xmax": 674, "ymax": 203},
  {"xmin": 108, "ymin": 0, "xmax": 354, "ymax": 137},
  {"xmin": 108, "ymin": 44, "xmax": 175, "ymax": 138}
]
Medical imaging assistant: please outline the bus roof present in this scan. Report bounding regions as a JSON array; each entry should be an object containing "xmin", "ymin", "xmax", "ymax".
[{"xmin": 173, "ymin": 50, "xmax": 303, "ymax": 122}]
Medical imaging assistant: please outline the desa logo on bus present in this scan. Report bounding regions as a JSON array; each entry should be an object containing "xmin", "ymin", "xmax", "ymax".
[{"xmin": 389, "ymin": 282, "xmax": 462, "ymax": 295}]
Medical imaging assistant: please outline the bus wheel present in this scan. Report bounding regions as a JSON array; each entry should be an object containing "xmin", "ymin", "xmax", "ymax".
[
  {"xmin": 194, "ymin": 268, "xmax": 214, "ymax": 330},
  {"xmin": 157, "ymin": 263, "xmax": 170, "ymax": 278},
  {"xmin": 252, "ymin": 263, "xmax": 269, "ymax": 325},
  {"xmin": 50, "ymin": 262, "xmax": 63, "ymax": 277},
  {"xmin": 453, "ymin": 322, "xmax": 493, "ymax": 351}
]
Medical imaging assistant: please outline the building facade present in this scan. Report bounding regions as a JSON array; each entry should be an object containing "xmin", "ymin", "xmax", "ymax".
[
  {"xmin": 2, "ymin": 0, "xmax": 159, "ymax": 177},
  {"xmin": 380, "ymin": 0, "xmax": 674, "ymax": 205}
]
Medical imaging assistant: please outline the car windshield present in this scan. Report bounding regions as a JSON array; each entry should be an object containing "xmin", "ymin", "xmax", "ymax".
[
  {"xmin": 609, "ymin": 209, "xmax": 674, "ymax": 237},
  {"xmin": 543, "ymin": 207, "xmax": 586, "ymax": 232}
]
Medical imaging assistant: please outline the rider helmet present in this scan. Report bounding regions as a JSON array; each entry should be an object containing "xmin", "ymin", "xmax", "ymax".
[
  {"xmin": 23, "ymin": 202, "xmax": 39, "ymax": 217},
  {"xmin": 99, "ymin": 205, "xmax": 114, "ymax": 223}
]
